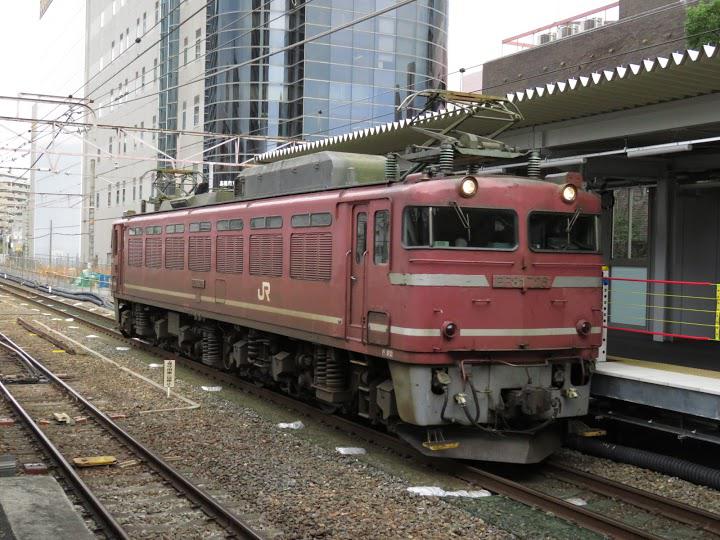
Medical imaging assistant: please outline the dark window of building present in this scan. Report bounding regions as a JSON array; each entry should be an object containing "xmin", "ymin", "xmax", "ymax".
[
  {"xmin": 529, "ymin": 212, "xmax": 599, "ymax": 253},
  {"xmin": 217, "ymin": 236, "xmax": 243, "ymax": 273},
  {"xmin": 249, "ymin": 234, "xmax": 283, "ymax": 276},
  {"xmin": 403, "ymin": 206, "xmax": 517, "ymax": 250},
  {"xmin": 290, "ymin": 232, "xmax": 332, "ymax": 281},
  {"xmin": 374, "ymin": 210, "xmax": 390, "ymax": 264}
]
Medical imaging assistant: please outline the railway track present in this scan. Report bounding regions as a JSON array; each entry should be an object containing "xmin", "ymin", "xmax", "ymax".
[
  {"xmin": 0, "ymin": 328, "xmax": 262, "ymax": 539},
  {"xmin": 2, "ymin": 278, "xmax": 720, "ymax": 539},
  {"xmin": 0, "ymin": 337, "xmax": 44, "ymax": 384}
]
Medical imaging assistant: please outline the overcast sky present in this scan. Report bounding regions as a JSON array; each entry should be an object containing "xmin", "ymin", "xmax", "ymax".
[{"xmin": 0, "ymin": 0, "xmax": 613, "ymax": 257}]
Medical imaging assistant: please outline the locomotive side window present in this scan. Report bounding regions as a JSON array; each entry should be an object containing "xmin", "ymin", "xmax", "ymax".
[
  {"xmin": 402, "ymin": 206, "xmax": 516, "ymax": 250},
  {"xmin": 166, "ymin": 224, "xmax": 185, "ymax": 234},
  {"xmin": 189, "ymin": 221, "xmax": 211, "ymax": 233},
  {"xmin": 529, "ymin": 212, "xmax": 599, "ymax": 252},
  {"xmin": 217, "ymin": 220, "xmax": 229, "ymax": 231},
  {"xmin": 230, "ymin": 219, "xmax": 243, "ymax": 230},
  {"xmin": 374, "ymin": 210, "xmax": 390, "ymax": 264},
  {"xmin": 251, "ymin": 216, "xmax": 282, "ymax": 230},
  {"xmin": 291, "ymin": 214, "xmax": 311, "ymax": 227},
  {"xmin": 145, "ymin": 225, "xmax": 162, "ymax": 235},
  {"xmin": 292, "ymin": 213, "xmax": 332, "ymax": 228},
  {"xmin": 355, "ymin": 212, "xmax": 367, "ymax": 263}
]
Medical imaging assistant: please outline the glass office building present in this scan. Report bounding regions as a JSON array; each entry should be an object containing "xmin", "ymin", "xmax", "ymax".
[{"xmin": 204, "ymin": 0, "xmax": 448, "ymax": 185}]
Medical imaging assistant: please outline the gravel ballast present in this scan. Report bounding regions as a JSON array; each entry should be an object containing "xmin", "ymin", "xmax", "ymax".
[{"xmin": 0, "ymin": 305, "xmax": 510, "ymax": 539}]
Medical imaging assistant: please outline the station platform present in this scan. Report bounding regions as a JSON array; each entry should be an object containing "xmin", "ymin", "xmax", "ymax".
[
  {"xmin": 0, "ymin": 476, "xmax": 94, "ymax": 540},
  {"xmin": 592, "ymin": 331, "xmax": 720, "ymax": 421}
]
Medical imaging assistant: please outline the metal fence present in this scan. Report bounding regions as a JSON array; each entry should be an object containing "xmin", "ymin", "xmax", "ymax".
[
  {"xmin": 603, "ymin": 269, "xmax": 720, "ymax": 342},
  {"xmin": 0, "ymin": 255, "xmax": 113, "ymax": 299}
]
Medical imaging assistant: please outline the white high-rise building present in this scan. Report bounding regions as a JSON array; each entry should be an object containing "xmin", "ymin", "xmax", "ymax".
[
  {"xmin": 81, "ymin": 0, "xmax": 206, "ymax": 265},
  {"xmin": 0, "ymin": 177, "xmax": 30, "ymax": 255}
]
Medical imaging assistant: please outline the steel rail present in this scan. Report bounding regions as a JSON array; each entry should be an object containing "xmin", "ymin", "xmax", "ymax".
[
  {"xmin": 545, "ymin": 461, "xmax": 720, "ymax": 535},
  {"xmin": 0, "ymin": 331, "xmax": 264, "ymax": 540},
  {"xmin": 455, "ymin": 465, "xmax": 664, "ymax": 540},
  {"xmin": 0, "ymin": 377, "xmax": 129, "ymax": 540},
  {"xmin": 2, "ymin": 279, "xmax": 718, "ymax": 538}
]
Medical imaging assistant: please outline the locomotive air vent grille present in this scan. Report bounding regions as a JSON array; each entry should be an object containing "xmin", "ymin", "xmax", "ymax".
[
  {"xmin": 165, "ymin": 237, "xmax": 185, "ymax": 270},
  {"xmin": 128, "ymin": 238, "xmax": 143, "ymax": 267},
  {"xmin": 249, "ymin": 234, "xmax": 283, "ymax": 277},
  {"xmin": 217, "ymin": 235, "xmax": 244, "ymax": 273},
  {"xmin": 290, "ymin": 232, "xmax": 332, "ymax": 281},
  {"xmin": 189, "ymin": 236, "xmax": 212, "ymax": 272},
  {"xmin": 144, "ymin": 238, "xmax": 163, "ymax": 268}
]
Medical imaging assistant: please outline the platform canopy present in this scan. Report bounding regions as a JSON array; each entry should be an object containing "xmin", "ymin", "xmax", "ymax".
[{"xmin": 256, "ymin": 45, "xmax": 720, "ymax": 164}]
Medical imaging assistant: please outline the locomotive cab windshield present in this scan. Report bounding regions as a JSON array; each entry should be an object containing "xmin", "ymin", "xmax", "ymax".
[
  {"xmin": 402, "ymin": 206, "xmax": 517, "ymax": 249},
  {"xmin": 529, "ymin": 211, "xmax": 600, "ymax": 252}
]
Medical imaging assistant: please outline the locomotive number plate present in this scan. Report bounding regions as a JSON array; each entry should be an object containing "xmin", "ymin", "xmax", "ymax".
[{"xmin": 492, "ymin": 275, "xmax": 552, "ymax": 289}]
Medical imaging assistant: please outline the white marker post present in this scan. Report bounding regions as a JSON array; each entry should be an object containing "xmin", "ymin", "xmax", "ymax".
[{"xmin": 163, "ymin": 359, "xmax": 176, "ymax": 398}]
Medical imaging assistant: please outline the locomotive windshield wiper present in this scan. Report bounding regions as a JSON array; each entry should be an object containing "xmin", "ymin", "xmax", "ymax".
[
  {"xmin": 450, "ymin": 201, "xmax": 471, "ymax": 241},
  {"xmin": 566, "ymin": 207, "xmax": 582, "ymax": 234}
]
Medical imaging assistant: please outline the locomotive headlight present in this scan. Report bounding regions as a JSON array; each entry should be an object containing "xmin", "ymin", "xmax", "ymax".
[
  {"xmin": 561, "ymin": 183, "xmax": 578, "ymax": 203},
  {"xmin": 442, "ymin": 321, "xmax": 458, "ymax": 339},
  {"xmin": 459, "ymin": 176, "xmax": 478, "ymax": 198}
]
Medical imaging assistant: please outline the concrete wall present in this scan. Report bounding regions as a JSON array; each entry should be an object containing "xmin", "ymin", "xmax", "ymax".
[{"xmin": 480, "ymin": 1, "xmax": 691, "ymax": 97}]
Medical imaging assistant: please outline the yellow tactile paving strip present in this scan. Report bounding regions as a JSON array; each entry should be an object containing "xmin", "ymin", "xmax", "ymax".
[{"xmin": 608, "ymin": 355, "xmax": 720, "ymax": 381}]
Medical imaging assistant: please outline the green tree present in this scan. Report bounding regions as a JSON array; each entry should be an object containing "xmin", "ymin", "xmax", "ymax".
[{"xmin": 686, "ymin": 0, "xmax": 720, "ymax": 49}]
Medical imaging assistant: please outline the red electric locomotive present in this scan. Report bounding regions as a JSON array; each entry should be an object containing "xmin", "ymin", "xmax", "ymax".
[{"xmin": 111, "ymin": 148, "xmax": 602, "ymax": 463}]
